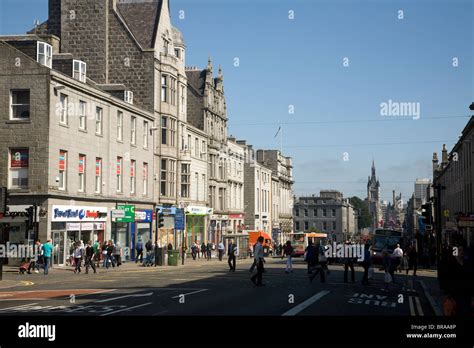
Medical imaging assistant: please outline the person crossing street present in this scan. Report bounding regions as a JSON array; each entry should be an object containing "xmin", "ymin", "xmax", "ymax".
[
  {"xmin": 250, "ymin": 237, "xmax": 266, "ymax": 286},
  {"xmin": 227, "ymin": 239, "xmax": 237, "ymax": 272}
]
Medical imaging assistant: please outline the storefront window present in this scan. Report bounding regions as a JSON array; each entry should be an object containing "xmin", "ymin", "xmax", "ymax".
[{"xmin": 186, "ymin": 215, "xmax": 205, "ymax": 246}]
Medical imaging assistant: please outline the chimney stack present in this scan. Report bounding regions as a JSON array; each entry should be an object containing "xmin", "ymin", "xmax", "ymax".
[{"xmin": 441, "ymin": 144, "xmax": 448, "ymax": 166}]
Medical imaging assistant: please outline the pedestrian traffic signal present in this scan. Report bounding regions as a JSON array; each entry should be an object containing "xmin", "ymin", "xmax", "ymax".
[
  {"xmin": 158, "ymin": 212, "xmax": 164, "ymax": 229},
  {"xmin": 421, "ymin": 203, "xmax": 432, "ymax": 224},
  {"xmin": 0, "ymin": 187, "xmax": 7, "ymax": 214}
]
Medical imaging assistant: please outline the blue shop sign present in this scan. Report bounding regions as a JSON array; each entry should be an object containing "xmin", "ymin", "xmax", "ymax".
[
  {"xmin": 135, "ymin": 209, "xmax": 153, "ymax": 222},
  {"xmin": 156, "ymin": 206, "xmax": 176, "ymax": 216}
]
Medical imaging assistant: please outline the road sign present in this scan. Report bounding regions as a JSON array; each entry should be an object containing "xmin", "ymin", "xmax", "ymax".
[
  {"xmin": 111, "ymin": 209, "xmax": 126, "ymax": 219},
  {"xmin": 116, "ymin": 205, "xmax": 135, "ymax": 223},
  {"xmin": 174, "ymin": 208, "xmax": 185, "ymax": 230}
]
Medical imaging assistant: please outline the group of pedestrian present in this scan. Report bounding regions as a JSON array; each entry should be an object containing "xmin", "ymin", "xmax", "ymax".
[{"xmin": 22, "ymin": 239, "xmax": 53, "ymax": 275}]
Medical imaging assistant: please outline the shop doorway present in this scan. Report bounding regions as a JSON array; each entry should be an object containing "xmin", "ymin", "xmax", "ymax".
[{"xmin": 52, "ymin": 231, "xmax": 66, "ymax": 266}]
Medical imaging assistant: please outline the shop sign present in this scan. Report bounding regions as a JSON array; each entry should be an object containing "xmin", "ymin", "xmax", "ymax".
[
  {"xmin": 94, "ymin": 222, "xmax": 105, "ymax": 230},
  {"xmin": 229, "ymin": 214, "xmax": 244, "ymax": 219},
  {"xmin": 52, "ymin": 206, "xmax": 108, "ymax": 222},
  {"xmin": 174, "ymin": 209, "xmax": 185, "ymax": 230},
  {"xmin": 81, "ymin": 222, "xmax": 94, "ymax": 231},
  {"xmin": 111, "ymin": 210, "xmax": 126, "ymax": 219},
  {"xmin": 115, "ymin": 205, "xmax": 135, "ymax": 223},
  {"xmin": 185, "ymin": 206, "xmax": 213, "ymax": 216},
  {"xmin": 156, "ymin": 206, "xmax": 176, "ymax": 216},
  {"xmin": 135, "ymin": 210, "xmax": 152, "ymax": 222},
  {"xmin": 211, "ymin": 214, "xmax": 228, "ymax": 220},
  {"xmin": 66, "ymin": 223, "xmax": 81, "ymax": 231}
]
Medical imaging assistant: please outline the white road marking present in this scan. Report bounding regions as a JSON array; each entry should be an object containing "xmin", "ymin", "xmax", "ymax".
[
  {"xmin": 100, "ymin": 302, "xmax": 153, "ymax": 316},
  {"xmin": 409, "ymin": 296, "xmax": 416, "ymax": 316},
  {"xmin": 282, "ymin": 290, "xmax": 330, "ymax": 316},
  {"xmin": 419, "ymin": 280, "xmax": 442, "ymax": 316},
  {"xmin": 415, "ymin": 296, "xmax": 424, "ymax": 316},
  {"xmin": 0, "ymin": 303, "xmax": 39, "ymax": 312},
  {"xmin": 171, "ymin": 289, "xmax": 208, "ymax": 298},
  {"xmin": 95, "ymin": 292, "xmax": 153, "ymax": 303}
]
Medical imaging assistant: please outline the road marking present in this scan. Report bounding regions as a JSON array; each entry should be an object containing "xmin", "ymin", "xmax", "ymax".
[
  {"xmin": 95, "ymin": 292, "xmax": 153, "ymax": 303},
  {"xmin": 419, "ymin": 280, "xmax": 442, "ymax": 316},
  {"xmin": 0, "ymin": 303, "xmax": 39, "ymax": 312},
  {"xmin": 282, "ymin": 290, "xmax": 330, "ymax": 316},
  {"xmin": 171, "ymin": 289, "xmax": 208, "ymax": 298},
  {"xmin": 414, "ymin": 296, "xmax": 424, "ymax": 316},
  {"xmin": 409, "ymin": 296, "xmax": 416, "ymax": 316},
  {"xmin": 100, "ymin": 302, "xmax": 152, "ymax": 316},
  {"xmin": 20, "ymin": 281, "xmax": 34, "ymax": 286}
]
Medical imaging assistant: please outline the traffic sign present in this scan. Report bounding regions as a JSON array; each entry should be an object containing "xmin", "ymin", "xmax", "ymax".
[
  {"xmin": 111, "ymin": 209, "xmax": 126, "ymax": 219},
  {"xmin": 174, "ymin": 208, "xmax": 185, "ymax": 230},
  {"xmin": 116, "ymin": 205, "xmax": 135, "ymax": 223}
]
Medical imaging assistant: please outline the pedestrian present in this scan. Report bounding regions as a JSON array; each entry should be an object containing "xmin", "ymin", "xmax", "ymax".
[
  {"xmin": 250, "ymin": 236, "xmax": 266, "ymax": 286},
  {"xmin": 249, "ymin": 243, "xmax": 257, "ymax": 272},
  {"xmin": 167, "ymin": 243, "xmax": 173, "ymax": 251},
  {"xmin": 84, "ymin": 240, "xmax": 97, "ymax": 274},
  {"xmin": 206, "ymin": 241, "xmax": 212, "ymax": 260},
  {"xmin": 181, "ymin": 242, "xmax": 187, "ymax": 265},
  {"xmin": 361, "ymin": 243, "xmax": 372, "ymax": 285},
  {"xmin": 28, "ymin": 240, "xmax": 42, "ymax": 274},
  {"xmin": 73, "ymin": 241, "xmax": 84, "ymax": 274},
  {"xmin": 113, "ymin": 242, "xmax": 122, "ymax": 267},
  {"xmin": 382, "ymin": 249, "xmax": 394, "ymax": 290},
  {"xmin": 227, "ymin": 239, "xmax": 237, "ymax": 272},
  {"xmin": 201, "ymin": 242, "xmax": 207, "ymax": 259},
  {"xmin": 136, "ymin": 238, "xmax": 144, "ymax": 264},
  {"xmin": 102, "ymin": 241, "xmax": 109, "ymax": 268},
  {"xmin": 144, "ymin": 239, "xmax": 153, "ymax": 266},
  {"xmin": 191, "ymin": 241, "xmax": 198, "ymax": 260},
  {"xmin": 92, "ymin": 239, "xmax": 101, "ymax": 268},
  {"xmin": 218, "ymin": 241, "xmax": 225, "ymax": 261},
  {"xmin": 406, "ymin": 243, "xmax": 418, "ymax": 276},
  {"xmin": 106, "ymin": 240, "xmax": 115, "ymax": 269},
  {"xmin": 282, "ymin": 241, "xmax": 294, "ymax": 273},
  {"xmin": 343, "ymin": 241, "xmax": 355, "ymax": 283},
  {"xmin": 308, "ymin": 242, "xmax": 326, "ymax": 283},
  {"xmin": 393, "ymin": 244, "xmax": 403, "ymax": 272},
  {"xmin": 41, "ymin": 239, "xmax": 53, "ymax": 275}
]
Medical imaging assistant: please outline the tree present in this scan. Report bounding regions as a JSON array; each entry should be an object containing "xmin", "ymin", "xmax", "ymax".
[{"xmin": 349, "ymin": 196, "xmax": 371, "ymax": 230}]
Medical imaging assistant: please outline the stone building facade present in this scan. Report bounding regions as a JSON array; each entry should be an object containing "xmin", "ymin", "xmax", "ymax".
[
  {"xmin": 226, "ymin": 138, "xmax": 245, "ymax": 234},
  {"xmin": 255, "ymin": 149, "xmax": 294, "ymax": 244},
  {"xmin": 294, "ymin": 190, "xmax": 358, "ymax": 242},
  {"xmin": 0, "ymin": 36, "xmax": 155, "ymax": 265}
]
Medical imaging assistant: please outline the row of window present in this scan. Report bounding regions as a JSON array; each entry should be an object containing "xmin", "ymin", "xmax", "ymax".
[
  {"xmin": 7, "ymin": 148, "xmax": 149, "ymax": 197},
  {"xmin": 295, "ymin": 208, "xmax": 337, "ymax": 217},
  {"xmin": 256, "ymin": 188, "xmax": 270, "ymax": 213},
  {"xmin": 295, "ymin": 221, "xmax": 337, "ymax": 231}
]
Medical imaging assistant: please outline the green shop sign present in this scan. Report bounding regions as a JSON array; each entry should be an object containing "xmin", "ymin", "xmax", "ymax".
[{"xmin": 116, "ymin": 204, "xmax": 135, "ymax": 223}]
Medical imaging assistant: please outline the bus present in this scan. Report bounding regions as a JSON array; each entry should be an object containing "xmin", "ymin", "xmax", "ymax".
[
  {"xmin": 290, "ymin": 232, "xmax": 328, "ymax": 257},
  {"xmin": 370, "ymin": 228, "xmax": 404, "ymax": 264}
]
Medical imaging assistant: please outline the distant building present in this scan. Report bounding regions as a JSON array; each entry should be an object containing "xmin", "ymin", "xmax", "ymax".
[
  {"xmin": 366, "ymin": 161, "xmax": 382, "ymax": 230},
  {"xmin": 294, "ymin": 190, "xmax": 358, "ymax": 242},
  {"xmin": 415, "ymin": 178, "xmax": 431, "ymax": 204}
]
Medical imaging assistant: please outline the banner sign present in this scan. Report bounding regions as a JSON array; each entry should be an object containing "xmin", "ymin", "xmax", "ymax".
[
  {"xmin": 10, "ymin": 149, "xmax": 29, "ymax": 168},
  {"xmin": 52, "ymin": 205, "xmax": 108, "ymax": 222}
]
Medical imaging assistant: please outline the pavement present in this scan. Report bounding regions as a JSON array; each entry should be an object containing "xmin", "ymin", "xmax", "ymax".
[{"xmin": 0, "ymin": 257, "xmax": 444, "ymax": 316}]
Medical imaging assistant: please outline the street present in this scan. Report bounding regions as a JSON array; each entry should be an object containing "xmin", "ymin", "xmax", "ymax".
[{"xmin": 0, "ymin": 257, "xmax": 436, "ymax": 316}]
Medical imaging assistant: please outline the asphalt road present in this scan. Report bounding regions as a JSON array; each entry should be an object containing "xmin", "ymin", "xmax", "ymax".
[{"xmin": 0, "ymin": 257, "xmax": 435, "ymax": 316}]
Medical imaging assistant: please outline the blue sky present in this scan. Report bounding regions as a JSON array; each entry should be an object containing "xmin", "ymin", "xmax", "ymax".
[{"xmin": 1, "ymin": 0, "xmax": 472, "ymax": 203}]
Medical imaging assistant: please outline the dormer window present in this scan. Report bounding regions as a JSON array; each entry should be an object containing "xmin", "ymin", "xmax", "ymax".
[
  {"xmin": 73, "ymin": 60, "xmax": 87, "ymax": 83},
  {"xmin": 37, "ymin": 42, "xmax": 52, "ymax": 68},
  {"xmin": 124, "ymin": 91, "xmax": 134, "ymax": 104}
]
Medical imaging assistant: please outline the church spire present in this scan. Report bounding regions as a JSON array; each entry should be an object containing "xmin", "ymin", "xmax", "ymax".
[{"xmin": 371, "ymin": 159, "xmax": 376, "ymax": 178}]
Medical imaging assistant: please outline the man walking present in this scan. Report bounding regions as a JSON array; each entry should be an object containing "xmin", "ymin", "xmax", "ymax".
[
  {"xmin": 393, "ymin": 244, "xmax": 403, "ymax": 272},
  {"xmin": 282, "ymin": 241, "xmax": 294, "ymax": 273},
  {"xmin": 136, "ymin": 238, "xmax": 144, "ymax": 264},
  {"xmin": 343, "ymin": 241, "xmax": 355, "ymax": 283},
  {"xmin": 181, "ymin": 242, "xmax": 187, "ymax": 265},
  {"xmin": 250, "ymin": 236, "xmax": 265, "ymax": 286},
  {"xmin": 218, "ymin": 241, "xmax": 225, "ymax": 261},
  {"xmin": 201, "ymin": 242, "xmax": 207, "ymax": 259},
  {"xmin": 84, "ymin": 240, "xmax": 97, "ymax": 274},
  {"xmin": 406, "ymin": 242, "xmax": 418, "ymax": 276},
  {"xmin": 41, "ymin": 239, "xmax": 53, "ymax": 275},
  {"xmin": 227, "ymin": 239, "xmax": 237, "ymax": 272},
  {"xmin": 206, "ymin": 241, "xmax": 212, "ymax": 260}
]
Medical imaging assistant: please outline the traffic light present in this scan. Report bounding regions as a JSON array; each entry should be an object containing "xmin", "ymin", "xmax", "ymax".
[
  {"xmin": 0, "ymin": 187, "xmax": 7, "ymax": 214},
  {"xmin": 158, "ymin": 212, "xmax": 164, "ymax": 229},
  {"xmin": 421, "ymin": 203, "xmax": 432, "ymax": 225}
]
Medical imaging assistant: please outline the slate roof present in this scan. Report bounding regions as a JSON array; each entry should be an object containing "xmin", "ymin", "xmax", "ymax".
[
  {"xmin": 116, "ymin": 0, "xmax": 163, "ymax": 49},
  {"xmin": 186, "ymin": 69, "xmax": 207, "ymax": 95}
]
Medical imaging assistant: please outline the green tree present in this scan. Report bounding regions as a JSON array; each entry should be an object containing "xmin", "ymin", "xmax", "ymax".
[{"xmin": 349, "ymin": 196, "xmax": 371, "ymax": 229}]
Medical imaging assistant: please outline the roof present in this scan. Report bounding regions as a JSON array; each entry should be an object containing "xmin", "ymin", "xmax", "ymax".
[
  {"xmin": 116, "ymin": 0, "xmax": 163, "ymax": 49},
  {"xmin": 186, "ymin": 69, "xmax": 206, "ymax": 95}
]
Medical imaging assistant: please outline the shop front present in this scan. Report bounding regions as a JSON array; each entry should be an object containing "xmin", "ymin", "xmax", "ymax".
[
  {"xmin": 185, "ymin": 206, "xmax": 212, "ymax": 246},
  {"xmin": 132, "ymin": 209, "xmax": 153, "ymax": 261},
  {"xmin": 229, "ymin": 214, "xmax": 244, "ymax": 234},
  {"xmin": 51, "ymin": 205, "xmax": 108, "ymax": 266}
]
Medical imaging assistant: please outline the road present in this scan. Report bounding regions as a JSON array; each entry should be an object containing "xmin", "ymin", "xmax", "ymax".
[{"xmin": 0, "ymin": 257, "xmax": 436, "ymax": 316}]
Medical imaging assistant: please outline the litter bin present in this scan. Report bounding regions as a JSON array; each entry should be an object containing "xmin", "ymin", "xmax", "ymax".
[
  {"xmin": 168, "ymin": 250, "xmax": 179, "ymax": 266},
  {"xmin": 156, "ymin": 247, "xmax": 165, "ymax": 266}
]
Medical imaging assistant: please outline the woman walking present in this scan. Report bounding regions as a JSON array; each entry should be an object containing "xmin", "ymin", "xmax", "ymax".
[
  {"xmin": 84, "ymin": 240, "xmax": 97, "ymax": 274},
  {"xmin": 73, "ymin": 241, "xmax": 84, "ymax": 274},
  {"xmin": 282, "ymin": 241, "xmax": 294, "ymax": 273}
]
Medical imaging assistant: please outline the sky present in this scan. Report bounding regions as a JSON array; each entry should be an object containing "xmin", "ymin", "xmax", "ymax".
[{"xmin": 1, "ymin": 0, "xmax": 472, "ymax": 204}]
